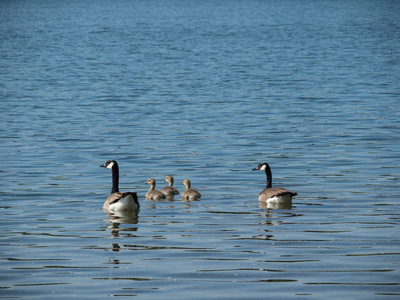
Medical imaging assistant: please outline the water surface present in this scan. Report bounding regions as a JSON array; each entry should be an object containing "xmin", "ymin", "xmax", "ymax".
[{"xmin": 1, "ymin": 0, "xmax": 399, "ymax": 298}]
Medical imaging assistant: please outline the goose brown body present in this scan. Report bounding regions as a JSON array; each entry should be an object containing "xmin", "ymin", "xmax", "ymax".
[
  {"xmin": 253, "ymin": 162, "xmax": 297, "ymax": 204},
  {"xmin": 100, "ymin": 160, "xmax": 140, "ymax": 213}
]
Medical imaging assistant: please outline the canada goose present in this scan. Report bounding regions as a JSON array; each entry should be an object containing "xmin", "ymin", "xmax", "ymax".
[
  {"xmin": 146, "ymin": 178, "xmax": 166, "ymax": 200},
  {"xmin": 252, "ymin": 162, "xmax": 297, "ymax": 204},
  {"xmin": 100, "ymin": 160, "xmax": 139, "ymax": 213},
  {"xmin": 161, "ymin": 175, "xmax": 180, "ymax": 197},
  {"xmin": 181, "ymin": 179, "xmax": 201, "ymax": 201}
]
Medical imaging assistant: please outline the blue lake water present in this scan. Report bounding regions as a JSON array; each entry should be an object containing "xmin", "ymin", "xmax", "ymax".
[{"xmin": 1, "ymin": 0, "xmax": 400, "ymax": 298}]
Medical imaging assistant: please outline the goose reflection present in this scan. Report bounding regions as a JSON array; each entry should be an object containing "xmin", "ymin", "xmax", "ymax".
[
  {"xmin": 259, "ymin": 201, "xmax": 292, "ymax": 210},
  {"xmin": 107, "ymin": 222, "xmax": 139, "ymax": 239},
  {"xmin": 106, "ymin": 209, "xmax": 139, "ymax": 224},
  {"xmin": 105, "ymin": 209, "xmax": 139, "ymax": 238},
  {"xmin": 111, "ymin": 244, "xmax": 120, "ymax": 252}
]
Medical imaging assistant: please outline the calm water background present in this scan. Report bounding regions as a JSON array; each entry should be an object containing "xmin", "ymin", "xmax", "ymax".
[{"xmin": 1, "ymin": 0, "xmax": 399, "ymax": 298}]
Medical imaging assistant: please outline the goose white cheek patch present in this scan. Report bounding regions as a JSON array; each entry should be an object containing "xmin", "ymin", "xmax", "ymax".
[{"xmin": 259, "ymin": 164, "xmax": 266, "ymax": 171}]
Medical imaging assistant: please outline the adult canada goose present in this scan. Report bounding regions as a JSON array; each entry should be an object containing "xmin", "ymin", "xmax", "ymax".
[
  {"xmin": 146, "ymin": 178, "xmax": 166, "ymax": 200},
  {"xmin": 100, "ymin": 160, "xmax": 140, "ymax": 213},
  {"xmin": 252, "ymin": 162, "xmax": 297, "ymax": 204},
  {"xmin": 181, "ymin": 179, "xmax": 201, "ymax": 201},
  {"xmin": 161, "ymin": 175, "xmax": 180, "ymax": 197}
]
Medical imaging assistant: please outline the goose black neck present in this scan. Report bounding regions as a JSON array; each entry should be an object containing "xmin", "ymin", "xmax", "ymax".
[
  {"xmin": 264, "ymin": 164, "xmax": 272, "ymax": 188},
  {"xmin": 111, "ymin": 164, "xmax": 119, "ymax": 193}
]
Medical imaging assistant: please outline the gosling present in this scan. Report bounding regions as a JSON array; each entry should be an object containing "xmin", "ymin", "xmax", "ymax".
[
  {"xmin": 161, "ymin": 175, "xmax": 180, "ymax": 197},
  {"xmin": 181, "ymin": 179, "xmax": 201, "ymax": 201},
  {"xmin": 146, "ymin": 178, "xmax": 166, "ymax": 200}
]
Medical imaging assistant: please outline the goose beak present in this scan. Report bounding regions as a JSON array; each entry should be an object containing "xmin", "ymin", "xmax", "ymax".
[
  {"xmin": 100, "ymin": 163, "xmax": 106, "ymax": 168},
  {"xmin": 252, "ymin": 168, "xmax": 258, "ymax": 171}
]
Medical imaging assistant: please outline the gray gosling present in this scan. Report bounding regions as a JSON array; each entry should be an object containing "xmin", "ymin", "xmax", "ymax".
[
  {"xmin": 181, "ymin": 179, "xmax": 201, "ymax": 201},
  {"xmin": 100, "ymin": 160, "xmax": 139, "ymax": 213},
  {"xmin": 252, "ymin": 162, "xmax": 297, "ymax": 205},
  {"xmin": 146, "ymin": 178, "xmax": 166, "ymax": 200},
  {"xmin": 161, "ymin": 175, "xmax": 180, "ymax": 197}
]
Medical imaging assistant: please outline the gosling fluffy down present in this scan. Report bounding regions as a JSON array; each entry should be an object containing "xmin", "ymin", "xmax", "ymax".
[
  {"xmin": 146, "ymin": 178, "xmax": 166, "ymax": 200},
  {"xmin": 161, "ymin": 175, "xmax": 180, "ymax": 197},
  {"xmin": 181, "ymin": 179, "xmax": 201, "ymax": 201}
]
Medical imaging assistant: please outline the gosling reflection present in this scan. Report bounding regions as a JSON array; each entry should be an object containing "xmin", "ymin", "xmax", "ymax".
[{"xmin": 107, "ymin": 222, "xmax": 139, "ymax": 239}]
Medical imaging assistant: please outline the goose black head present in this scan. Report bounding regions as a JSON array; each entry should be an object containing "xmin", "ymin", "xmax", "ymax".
[
  {"xmin": 252, "ymin": 162, "xmax": 269, "ymax": 171},
  {"xmin": 100, "ymin": 160, "xmax": 118, "ymax": 169}
]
